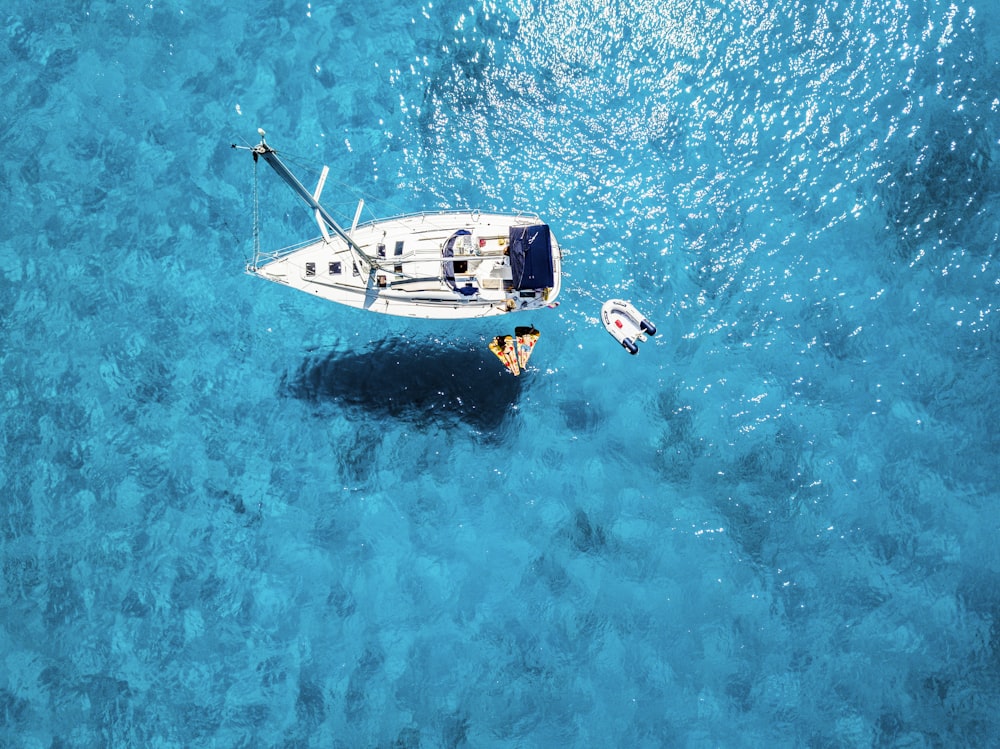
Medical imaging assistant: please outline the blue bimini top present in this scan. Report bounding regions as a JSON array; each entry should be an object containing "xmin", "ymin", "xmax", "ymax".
[{"xmin": 509, "ymin": 224, "xmax": 554, "ymax": 290}]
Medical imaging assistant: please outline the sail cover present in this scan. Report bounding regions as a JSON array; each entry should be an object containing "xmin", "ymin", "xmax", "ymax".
[{"xmin": 509, "ymin": 225, "xmax": 554, "ymax": 290}]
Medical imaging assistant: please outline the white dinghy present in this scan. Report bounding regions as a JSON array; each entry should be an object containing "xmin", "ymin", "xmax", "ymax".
[
  {"xmin": 601, "ymin": 299, "xmax": 657, "ymax": 354},
  {"xmin": 233, "ymin": 131, "xmax": 562, "ymax": 320}
]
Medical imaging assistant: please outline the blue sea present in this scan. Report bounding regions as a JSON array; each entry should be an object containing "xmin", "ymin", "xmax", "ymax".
[{"xmin": 2, "ymin": 0, "xmax": 999, "ymax": 746}]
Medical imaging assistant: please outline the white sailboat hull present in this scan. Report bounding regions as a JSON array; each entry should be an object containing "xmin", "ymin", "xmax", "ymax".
[{"xmin": 250, "ymin": 210, "xmax": 562, "ymax": 320}]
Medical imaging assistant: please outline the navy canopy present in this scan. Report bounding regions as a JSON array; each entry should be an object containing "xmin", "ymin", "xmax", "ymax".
[
  {"xmin": 442, "ymin": 229, "xmax": 471, "ymax": 290},
  {"xmin": 509, "ymin": 224, "xmax": 554, "ymax": 290}
]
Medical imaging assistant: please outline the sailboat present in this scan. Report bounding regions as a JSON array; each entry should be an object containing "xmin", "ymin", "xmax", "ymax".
[{"xmin": 233, "ymin": 130, "xmax": 562, "ymax": 320}]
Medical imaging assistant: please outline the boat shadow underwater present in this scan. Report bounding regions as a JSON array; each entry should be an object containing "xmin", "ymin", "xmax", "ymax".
[{"xmin": 283, "ymin": 337, "xmax": 522, "ymax": 431}]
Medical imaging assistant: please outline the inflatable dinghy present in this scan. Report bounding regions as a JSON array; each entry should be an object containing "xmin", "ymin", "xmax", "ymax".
[{"xmin": 601, "ymin": 299, "xmax": 656, "ymax": 355}]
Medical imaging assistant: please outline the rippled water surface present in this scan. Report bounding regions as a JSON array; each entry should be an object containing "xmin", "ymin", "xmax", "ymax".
[{"xmin": 2, "ymin": 0, "xmax": 999, "ymax": 746}]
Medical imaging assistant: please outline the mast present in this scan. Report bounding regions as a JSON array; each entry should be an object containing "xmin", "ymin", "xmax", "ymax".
[{"xmin": 238, "ymin": 131, "xmax": 377, "ymax": 272}]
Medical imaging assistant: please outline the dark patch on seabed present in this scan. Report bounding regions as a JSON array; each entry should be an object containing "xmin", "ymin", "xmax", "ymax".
[
  {"xmin": 883, "ymin": 113, "xmax": 996, "ymax": 257},
  {"xmin": 283, "ymin": 337, "xmax": 521, "ymax": 431},
  {"xmin": 878, "ymin": 32, "xmax": 999, "ymax": 261}
]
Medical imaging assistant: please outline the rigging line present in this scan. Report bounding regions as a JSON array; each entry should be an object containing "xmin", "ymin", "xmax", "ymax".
[
  {"xmin": 567, "ymin": 284, "xmax": 603, "ymax": 304},
  {"xmin": 252, "ymin": 152, "xmax": 261, "ymax": 267},
  {"xmin": 354, "ymin": 191, "xmax": 421, "ymax": 222},
  {"xmin": 273, "ymin": 151, "xmax": 408, "ymax": 216},
  {"xmin": 276, "ymin": 153, "xmax": 383, "ymax": 216},
  {"xmin": 262, "ymin": 148, "xmax": 418, "ymax": 220}
]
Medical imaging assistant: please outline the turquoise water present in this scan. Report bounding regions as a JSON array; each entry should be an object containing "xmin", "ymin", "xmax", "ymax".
[{"xmin": 2, "ymin": 0, "xmax": 999, "ymax": 746}]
